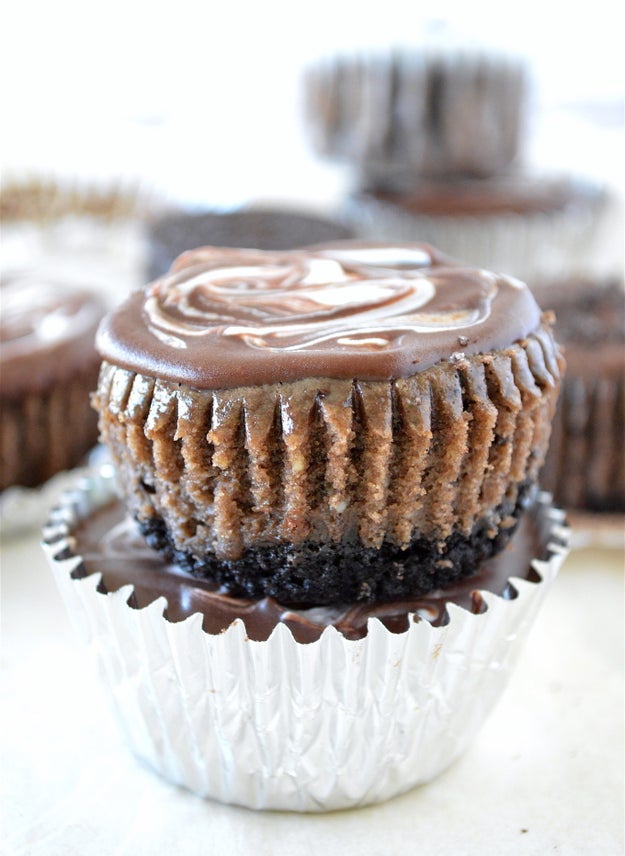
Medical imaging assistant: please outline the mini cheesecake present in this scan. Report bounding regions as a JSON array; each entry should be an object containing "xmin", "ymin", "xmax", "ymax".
[{"xmin": 93, "ymin": 242, "xmax": 563, "ymax": 605}]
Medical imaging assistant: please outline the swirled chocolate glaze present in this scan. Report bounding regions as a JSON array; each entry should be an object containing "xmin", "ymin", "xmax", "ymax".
[
  {"xmin": 96, "ymin": 242, "xmax": 542, "ymax": 388},
  {"xmin": 0, "ymin": 279, "xmax": 105, "ymax": 398}
]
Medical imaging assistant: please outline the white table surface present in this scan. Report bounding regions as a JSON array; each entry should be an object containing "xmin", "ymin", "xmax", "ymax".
[{"xmin": 1, "ymin": 511, "xmax": 623, "ymax": 856}]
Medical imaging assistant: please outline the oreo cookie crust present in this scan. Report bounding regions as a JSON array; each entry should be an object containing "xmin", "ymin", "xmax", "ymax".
[{"xmin": 137, "ymin": 484, "xmax": 532, "ymax": 604}]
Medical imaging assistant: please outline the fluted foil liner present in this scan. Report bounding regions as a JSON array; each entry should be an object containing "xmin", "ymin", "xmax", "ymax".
[
  {"xmin": 0, "ymin": 447, "xmax": 110, "ymax": 537},
  {"xmin": 42, "ymin": 469, "xmax": 569, "ymax": 812}
]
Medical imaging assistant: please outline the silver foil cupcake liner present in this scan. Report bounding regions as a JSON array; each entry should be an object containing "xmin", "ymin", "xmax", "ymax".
[
  {"xmin": 42, "ymin": 468, "xmax": 570, "ymax": 812},
  {"xmin": 0, "ymin": 446, "xmax": 110, "ymax": 537}
]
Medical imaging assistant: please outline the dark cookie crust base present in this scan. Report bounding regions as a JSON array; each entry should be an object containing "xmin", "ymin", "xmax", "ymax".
[{"xmin": 138, "ymin": 485, "xmax": 532, "ymax": 606}]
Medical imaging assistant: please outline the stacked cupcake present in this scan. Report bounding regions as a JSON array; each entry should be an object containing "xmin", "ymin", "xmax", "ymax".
[
  {"xmin": 300, "ymin": 48, "xmax": 607, "ymax": 284},
  {"xmin": 43, "ymin": 241, "xmax": 570, "ymax": 811},
  {"xmin": 303, "ymin": 50, "xmax": 526, "ymax": 185}
]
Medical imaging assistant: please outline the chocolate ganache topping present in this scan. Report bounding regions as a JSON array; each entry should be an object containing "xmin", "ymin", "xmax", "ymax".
[{"xmin": 96, "ymin": 242, "xmax": 542, "ymax": 388}]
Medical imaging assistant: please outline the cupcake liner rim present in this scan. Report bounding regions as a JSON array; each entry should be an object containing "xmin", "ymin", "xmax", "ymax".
[{"xmin": 42, "ymin": 465, "xmax": 570, "ymax": 645}]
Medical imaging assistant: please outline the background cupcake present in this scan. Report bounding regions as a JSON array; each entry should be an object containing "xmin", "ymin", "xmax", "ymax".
[
  {"xmin": 343, "ymin": 173, "xmax": 607, "ymax": 284},
  {"xmin": 300, "ymin": 47, "xmax": 610, "ymax": 284},
  {"xmin": 145, "ymin": 205, "xmax": 354, "ymax": 280},
  {"xmin": 0, "ymin": 276, "xmax": 106, "ymax": 492},
  {"xmin": 0, "ymin": 176, "xmax": 151, "ymax": 304},
  {"xmin": 0, "ymin": 177, "xmax": 154, "ymax": 534},
  {"xmin": 534, "ymin": 277, "xmax": 625, "ymax": 514},
  {"xmin": 302, "ymin": 48, "xmax": 527, "ymax": 187}
]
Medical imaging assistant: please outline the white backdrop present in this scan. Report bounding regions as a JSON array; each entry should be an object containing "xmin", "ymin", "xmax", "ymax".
[{"xmin": 2, "ymin": 0, "xmax": 623, "ymax": 208}]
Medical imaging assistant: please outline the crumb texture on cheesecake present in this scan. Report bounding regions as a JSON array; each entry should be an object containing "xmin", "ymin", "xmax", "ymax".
[{"xmin": 94, "ymin": 321, "xmax": 561, "ymax": 569}]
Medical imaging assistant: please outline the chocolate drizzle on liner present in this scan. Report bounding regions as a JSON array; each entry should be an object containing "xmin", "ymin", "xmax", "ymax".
[{"xmin": 43, "ymin": 468, "xmax": 569, "ymax": 644}]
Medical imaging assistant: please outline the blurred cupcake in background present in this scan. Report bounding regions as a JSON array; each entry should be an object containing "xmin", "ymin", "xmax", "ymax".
[
  {"xmin": 343, "ymin": 173, "xmax": 607, "ymax": 284},
  {"xmin": 0, "ymin": 176, "xmax": 155, "ymax": 532},
  {"xmin": 145, "ymin": 205, "xmax": 354, "ymax": 280},
  {"xmin": 302, "ymin": 48, "xmax": 527, "ymax": 187},
  {"xmin": 300, "ymin": 47, "xmax": 609, "ymax": 284},
  {"xmin": 0, "ymin": 276, "xmax": 106, "ymax": 493},
  {"xmin": 535, "ymin": 276, "xmax": 625, "ymax": 517},
  {"xmin": 0, "ymin": 175, "xmax": 153, "ymax": 303}
]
